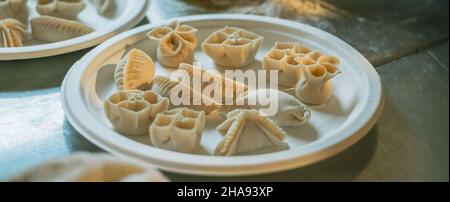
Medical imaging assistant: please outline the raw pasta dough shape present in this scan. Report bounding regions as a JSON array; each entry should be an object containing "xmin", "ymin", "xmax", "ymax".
[
  {"xmin": 202, "ymin": 26, "xmax": 264, "ymax": 69},
  {"xmin": 150, "ymin": 108, "xmax": 206, "ymax": 154},
  {"xmin": 295, "ymin": 51, "xmax": 340, "ymax": 105},
  {"xmin": 151, "ymin": 75, "xmax": 221, "ymax": 114},
  {"xmin": 0, "ymin": 0, "xmax": 28, "ymax": 23},
  {"xmin": 215, "ymin": 109, "xmax": 289, "ymax": 156},
  {"xmin": 147, "ymin": 21, "xmax": 198, "ymax": 68},
  {"xmin": 114, "ymin": 48, "xmax": 155, "ymax": 91},
  {"xmin": 31, "ymin": 16, "xmax": 93, "ymax": 42},
  {"xmin": 0, "ymin": 18, "xmax": 28, "ymax": 48},
  {"xmin": 263, "ymin": 42, "xmax": 312, "ymax": 87},
  {"xmin": 36, "ymin": 0, "xmax": 86, "ymax": 19},
  {"xmin": 104, "ymin": 90, "xmax": 170, "ymax": 136}
]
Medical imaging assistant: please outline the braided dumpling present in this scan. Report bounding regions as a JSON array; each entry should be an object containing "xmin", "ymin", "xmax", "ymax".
[
  {"xmin": 30, "ymin": 16, "xmax": 93, "ymax": 42},
  {"xmin": 0, "ymin": 18, "xmax": 28, "ymax": 48},
  {"xmin": 114, "ymin": 48, "xmax": 155, "ymax": 91},
  {"xmin": 36, "ymin": 0, "xmax": 86, "ymax": 19}
]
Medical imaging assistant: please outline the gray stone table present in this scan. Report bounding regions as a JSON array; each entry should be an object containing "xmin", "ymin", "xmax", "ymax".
[{"xmin": 0, "ymin": 0, "xmax": 448, "ymax": 181}]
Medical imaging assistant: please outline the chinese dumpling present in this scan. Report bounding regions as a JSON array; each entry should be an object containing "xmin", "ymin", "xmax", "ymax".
[
  {"xmin": 150, "ymin": 108, "xmax": 206, "ymax": 154},
  {"xmin": 31, "ymin": 16, "xmax": 93, "ymax": 42},
  {"xmin": 114, "ymin": 48, "xmax": 155, "ymax": 91},
  {"xmin": 215, "ymin": 109, "xmax": 289, "ymax": 156},
  {"xmin": 147, "ymin": 21, "xmax": 198, "ymax": 68},
  {"xmin": 177, "ymin": 63, "xmax": 248, "ymax": 104},
  {"xmin": 36, "ymin": 0, "xmax": 86, "ymax": 19},
  {"xmin": 104, "ymin": 90, "xmax": 170, "ymax": 136},
  {"xmin": 202, "ymin": 26, "xmax": 263, "ymax": 69},
  {"xmin": 0, "ymin": 0, "xmax": 28, "ymax": 23},
  {"xmin": 151, "ymin": 75, "xmax": 221, "ymax": 114},
  {"xmin": 295, "ymin": 51, "xmax": 340, "ymax": 105},
  {"xmin": 263, "ymin": 42, "xmax": 312, "ymax": 87},
  {"xmin": 92, "ymin": 0, "xmax": 115, "ymax": 15},
  {"xmin": 0, "ymin": 18, "xmax": 28, "ymax": 48}
]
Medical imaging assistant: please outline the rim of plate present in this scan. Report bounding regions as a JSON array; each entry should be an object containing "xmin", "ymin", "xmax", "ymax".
[
  {"xmin": 0, "ymin": 0, "xmax": 148, "ymax": 60},
  {"xmin": 61, "ymin": 14, "xmax": 384, "ymax": 176}
]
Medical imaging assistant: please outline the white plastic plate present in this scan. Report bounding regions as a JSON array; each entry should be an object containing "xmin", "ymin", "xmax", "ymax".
[
  {"xmin": 0, "ymin": 0, "xmax": 148, "ymax": 60},
  {"xmin": 61, "ymin": 14, "xmax": 384, "ymax": 176}
]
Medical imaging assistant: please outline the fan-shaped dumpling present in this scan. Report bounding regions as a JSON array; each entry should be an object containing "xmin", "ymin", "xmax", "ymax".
[
  {"xmin": 36, "ymin": 0, "xmax": 86, "ymax": 19},
  {"xmin": 31, "ymin": 16, "xmax": 93, "ymax": 42},
  {"xmin": 177, "ymin": 63, "xmax": 248, "ymax": 104},
  {"xmin": 0, "ymin": 18, "xmax": 28, "ymax": 48},
  {"xmin": 147, "ymin": 21, "xmax": 198, "ymax": 68},
  {"xmin": 202, "ymin": 26, "xmax": 263, "ymax": 69},
  {"xmin": 114, "ymin": 49, "xmax": 155, "ymax": 91},
  {"xmin": 151, "ymin": 75, "xmax": 221, "ymax": 114},
  {"xmin": 92, "ymin": 0, "xmax": 115, "ymax": 15},
  {"xmin": 0, "ymin": 0, "xmax": 28, "ymax": 23},
  {"xmin": 149, "ymin": 108, "xmax": 206, "ymax": 154},
  {"xmin": 263, "ymin": 42, "xmax": 312, "ymax": 87},
  {"xmin": 295, "ymin": 51, "xmax": 340, "ymax": 105},
  {"xmin": 104, "ymin": 90, "xmax": 170, "ymax": 136},
  {"xmin": 215, "ymin": 109, "xmax": 289, "ymax": 156}
]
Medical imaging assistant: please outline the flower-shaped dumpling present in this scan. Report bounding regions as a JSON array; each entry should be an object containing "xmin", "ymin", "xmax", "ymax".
[
  {"xmin": 104, "ymin": 90, "xmax": 170, "ymax": 136},
  {"xmin": 149, "ymin": 108, "xmax": 206, "ymax": 154},
  {"xmin": 36, "ymin": 0, "xmax": 86, "ymax": 19},
  {"xmin": 31, "ymin": 16, "xmax": 93, "ymax": 42},
  {"xmin": 202, "ymin": 26, "xmax": 264, "ymax": 69},
  {"xmin": 147, "ymin": 21, "xmax": 198, "ymax": 68},
  {"xmin": 295, "ymin": 51, "xmax": 340, "ymax": 105},
  {"xmin": 114, "ymin": 48, "xmax": 155, "ymax": 91},
  {"xmin": 263, "ymin": 42, "xmax": 312, "ymax": 87},
  {"xmin": 0, "ymin": 0, "xmax": 28, "ymax": 23},
  {"xmin": 215, "ymin": 109, "xmax": 289, "ymax": 156},
  {"xmin": 0, "ymin": 18, "xmax": 28, "ymax": 48}
]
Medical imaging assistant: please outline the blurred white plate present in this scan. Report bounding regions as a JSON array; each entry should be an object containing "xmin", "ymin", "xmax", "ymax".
[
  {"xmin": 0, "ymin": 0, "xmax": 148, "ymax": 60},
  {"xmin": 61, "ymin": 14, "xmax": 384, "ymax": 176}
]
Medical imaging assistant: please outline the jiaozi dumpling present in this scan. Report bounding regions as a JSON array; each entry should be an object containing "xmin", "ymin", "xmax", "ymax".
[
  {"xmin": 31, "ymin": 16, "xmax": 93, "ymax": 42},
  {"xmin": 295, "ymin": 51, "xmax": 340, "ymax": 105},
  {"xmin": 92, "ymin": 0, "xmax": 115, "ymax": 15},
  {"xmin": 104, "ymin": 90, "xmax": 170, "ymax": 136},
  {"xmin": 0, "ymin": 18, "xmax": 28, "ymax": 48},
  {"xmin": 151, "ymin": 75, "xmax": 221, "ymax": 114},
  {"xmin": 36, "ymin": 0, "xmax": 86, "ymax": 19},
  {"xmin": 202, "ymin": 26, "xmax": 263, "ymax": 69},
  {"xmin": 215, "ymin": 109, "xmax": 289, "ymax": 156},
  {"xmin": 147, "ymin": 21, "xmax": 198, "ymax": 68},
  {"xmin": 0, "ymin": 0, "xmax": 28, "ymax": 23},
  {"xmin": 263, "ymin": 42, "xmax": 312, "ymax": 87},
  {"xmin": 150, "ymin": 108, "xmax": 206, "ymax": 154},
  {"xmin": 114, "ymin": 49, "xmax": 155, "ymax": 91}
]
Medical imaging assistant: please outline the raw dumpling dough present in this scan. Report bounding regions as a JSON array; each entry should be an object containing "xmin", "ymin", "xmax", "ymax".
[
  {"xmin": 0, "ymin": 0, "xmax": 28, "ymax": 23},
  {"xmin": 150, "ymin": 108, "xmax": 206, "ymax": 154},
  {"xmin": 0, "ymin": 18, "xmax": 28, "ymax": 48},
  {"xmin": 104, "ymin": 90, "xmax": 170, "ymax": 136},
  {"xmin": 31, "ymin": 16, "xmax": 93, "ymax": 42},
  {"xmin": 151, "ymin": 75, "xmax": 221, "ymax": 114},
  {"xmin": 215, "ymin": 109, "xmax": 289, "ymax": 156},
  {"xmin": 114, "ymin": 48, "xmax": 155, "ymax": 91},
  {"xmin": 92, "ymin": 0, "xmax": 115, "ymax": 15},
  {"xmin": 8, "ymin": 153, "xmax": 169, "ymax": 182},
  {"xmin": 177, "ymin": 63, "xmax": 248, "ymax": 104},
  {"xmin": 147, "ymin": 21, "xmax": 198, "ymax": 68},
  {"xmin": 295, "ymin": 51, "xmax": 340, "ymax": 105},
  {"xmin": 263, "ymin": 42, "xmax": 312, "ymax": 87},
  {"xmin": 36, "ymin": 0, "xmax": 86, "ymax": 19},
  {"xmin": 202, "ymin": 26, "xmax": 263, "ymax": 69}
]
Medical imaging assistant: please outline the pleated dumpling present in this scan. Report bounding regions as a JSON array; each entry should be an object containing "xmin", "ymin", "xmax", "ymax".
[
  {"xmin": 295, "ymin": 51, "xmax": 340, "ymax": 105},
  {"xmin": 92, "ymin": 0, "xmax": 115, "ymax": 15},
  {"xmin": 104, "ymin": 90, "xmax": 170, "ymax": 136},
  {"xmin": 36, "ymin": 0, "xmax": 86, "ymax": 19},
  {"xmin": 147, "ymin": 21, "xmax": 198, "ymax": 68},
  {"xmin": 215, "ymin": 109, "xmax": 289, "ymax": 156},
  {"xmin": 114, "ymin": 49, "xmax": 155, "ymax": 91},
  {"xmin": 0, "ymin": 0, "xmax": 28, "ymax": 23},
  {"xmin": 31, "ymin": 16, "xmax": 93, "ymax": 42},
  {"xmin": 149, "ymin": 108, "xmax": 206, "ymax": 153},
  {"xmin": 0, "ymin": 18, "xmax": 28, "ymax": 48},
  {"xmin": 263, "ymin": 42, "xmax": 312, "ymax": 87},
  {"xmin": 151, "ymin": 75, "xmax": 221, "ymax": 114},
  {"xmin": 202, "ymin": 26, "xmax": 263, "ymax": 69}
]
